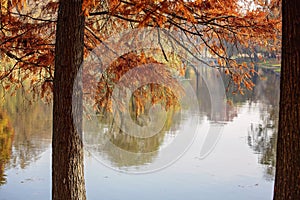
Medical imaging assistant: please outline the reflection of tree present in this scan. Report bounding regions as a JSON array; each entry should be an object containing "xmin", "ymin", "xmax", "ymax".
[
  {"xmin": 8, "ymin": 101, "xmax": 52, "ymax": 169},
  {"xmin": 0, "ymin": 89, "xmax": 52, "ymax": 171},
  {"xmin": 190, "ymin": 65, "xmax": 280, "ymax": 181},
  {"xmin": 187, "ymin": 66, "xmax": 238, "ymax": 122},
  {"xmin": 84, "ymin": 108, "xmax": 182, "ymax": 169},
  {"xmin": 248, "ymin": 114, "xmax": 277, "ymax": 181},
  {"xmin": 246, "ymin": 69, "xmax": 280, "ymax": 181},
  {"xmin": 0, "ymin": 111, "xmax": 14, "ymax": 185},
  {"xmin": 82, "ymin": 52, "xmax": 187, "ymax": 169}
]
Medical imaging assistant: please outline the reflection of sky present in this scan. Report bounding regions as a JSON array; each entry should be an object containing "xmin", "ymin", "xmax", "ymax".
[
  {"xmin": 85, "ymin": 103, "xmax": 274, "ymax": 200},
  {"xmin": 0, "ymin": 68, "xmax": 278, "ymax": 199},
  {"xmin": 0, "ymin": 102, "xmax": 274, "ymax": 200},
  {"xmin": 0, "ymin": 147, "xmax": 51, "ymax": 200}
]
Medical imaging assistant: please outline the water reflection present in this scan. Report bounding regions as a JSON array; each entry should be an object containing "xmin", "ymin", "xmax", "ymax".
[
  {"xmin": 247, "ymin": 68, "xmax": 279, "ymax": 181},
  {"xmin": 0, "ymin": 110, "xmax": 14, "ymax": 185},
  {"xmin": 0, "ymin": 65, "xmax": 280, "ymax": 199},
  {"xmin": 84, "ymin": 106, "xmax": 187, "ymax": 170},
  {"xmin": 187, "ymin": 66, "xmax": 279, "ymax": 181},
  {"xmin": 0, "ymin": 90, "xmax": 52, "ymax": 184},
  {"xmin": 0, "ymin": 67, "xmax": 280, "ymax": 178},
  {"xmin": 187, "ymin": 67, "xmax": 239, "ymax": 122}
]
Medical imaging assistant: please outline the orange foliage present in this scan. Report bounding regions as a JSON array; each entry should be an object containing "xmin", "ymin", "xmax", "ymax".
[
  {"xmin": 83, "ymin": 52, "xmax": 183, "ymax": 116},
  {"xmin": 0, "ymin": 0, "xmax": 281, "ymax": 99}
]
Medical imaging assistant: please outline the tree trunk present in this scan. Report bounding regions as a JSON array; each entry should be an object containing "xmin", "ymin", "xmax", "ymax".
[
  {"xmin": 52, "ymin": 0, "xmax": 86, "ymax": 199},
  {"xmin": 274, "ymin": 0, "xmax": 300, "ymax": 199}
]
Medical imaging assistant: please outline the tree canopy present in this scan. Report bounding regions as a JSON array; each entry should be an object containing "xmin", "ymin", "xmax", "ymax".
[{"xmin": 0, "ymin": 0, "xmax": 281, "ymax": 99}]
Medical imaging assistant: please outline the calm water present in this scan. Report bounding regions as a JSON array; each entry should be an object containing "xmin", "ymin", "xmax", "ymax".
[{"xmin": 0, "ymin": 67, "xmax": 279, "ymax": 200}]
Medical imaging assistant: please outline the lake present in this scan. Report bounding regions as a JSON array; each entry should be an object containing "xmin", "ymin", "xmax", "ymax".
[{"xmin": 0, "ymin": 67, "xmax": 279, "ymax": 200}]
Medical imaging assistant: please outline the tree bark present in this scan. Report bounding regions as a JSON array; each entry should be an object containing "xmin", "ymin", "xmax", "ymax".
[
  {"xmin": 274, "ymin": 0, "xmax": 300, "ymax": 199},
  {"xmin": 52, "ymin": 0, "xmax": 86, "ymax": 199}
]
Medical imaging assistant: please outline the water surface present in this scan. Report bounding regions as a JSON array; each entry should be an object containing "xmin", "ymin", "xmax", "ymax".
[{"xmin": 0, "ymin": 68, "xmax": 279, "ymax": 200}]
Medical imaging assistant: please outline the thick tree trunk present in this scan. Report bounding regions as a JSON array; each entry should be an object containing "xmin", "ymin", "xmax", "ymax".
[
  {"xmin": 52, "ymin": 0, "xmax": 86, "ymax": 199},
  {"xmin": 274, "ymin": 0, "xmax": 300, "ymax": 199}
]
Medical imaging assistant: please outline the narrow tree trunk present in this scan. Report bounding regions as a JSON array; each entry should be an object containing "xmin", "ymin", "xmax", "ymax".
[
  {"xmin": 274, "ymin": 0, "xmax": 300, "ymax": 199},
  {"xmin": 52, "ymin": 0, "xmax": 86, "ymax": 199}
]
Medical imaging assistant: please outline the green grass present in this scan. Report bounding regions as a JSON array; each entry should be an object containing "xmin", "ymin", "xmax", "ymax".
[
  {"xmin": 257, "ymin": 59, "xmax": 281, "ymax": 73},
  {"xmin": 274, "ymin": 68, "xmax": 281, "ymax": 73},
  {"xmin": 271, "ymin": 63, "xmax": 281, "ymax": 67}
]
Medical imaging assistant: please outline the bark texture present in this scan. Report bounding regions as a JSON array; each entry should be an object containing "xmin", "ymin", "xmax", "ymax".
[
  {"xmin": 52, "ymin": 0, "xmax": 86, "ymax": 199},
  {"xmin": 274, "ymin": 0, "xmax": 300, "ymax": 199}
]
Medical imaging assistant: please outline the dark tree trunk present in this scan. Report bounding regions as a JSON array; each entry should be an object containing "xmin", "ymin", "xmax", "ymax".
[
  {"xmin": 52, "ymin": 0, "xmax": 86, "ymax": 199},
  {"xmin": 274, "ymin": 0, "xmax": 300, "ymax": 199}
]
